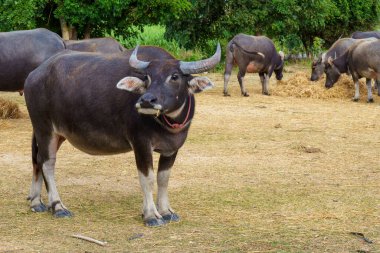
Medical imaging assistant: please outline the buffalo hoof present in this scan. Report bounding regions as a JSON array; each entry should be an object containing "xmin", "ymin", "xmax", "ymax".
[
  {"xmin": 53, "ymin": 209, "xmax": 73, "ymax": 218},
  {"xmin": 162, "ymin": 213, "xmax": 180, "ymax": 223},
  {"xmin": 352, "ymin": 97, "xmax": 359, "ymax": 102},
  {"xmin": 263, "ymin": 92, "xmax": 270, "ymax": 96},
  {"xmin": 367, "ymin": 98, "xmax": 374, "ymax": 103},
  {"xmin": 223, "ymin": 92, "xmax": 231, "ymax": 97},
  {"xmin": 31, "ymin": 203, "xmax": 47, "ymax": 213},
  {"xmin": 145, "ymin": 218, "xmax": 165, "ymax": 227},
  {"xmin": 242, "ymin": 92, "xmax": 250, "ymax": 97}
]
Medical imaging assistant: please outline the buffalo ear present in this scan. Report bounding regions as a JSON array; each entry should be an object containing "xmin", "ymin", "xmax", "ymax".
[
  {"xmin": 116, "ymin": 76, "xmax": 146, "ymax": 94},
  {"xmin": 188, "ymin": 76, "xmax": 214, "ymax": 93}
]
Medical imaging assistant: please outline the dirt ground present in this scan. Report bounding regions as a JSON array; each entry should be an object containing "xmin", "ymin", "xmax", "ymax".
[{"xmin": 0, "ymin": 65, "xmax": 379, "ymax": 252}]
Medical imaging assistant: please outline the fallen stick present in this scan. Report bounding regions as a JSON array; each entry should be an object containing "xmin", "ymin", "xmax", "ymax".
[{"xmin": 71, "ymin": 234, "xmax": 108, "ymax": 246}]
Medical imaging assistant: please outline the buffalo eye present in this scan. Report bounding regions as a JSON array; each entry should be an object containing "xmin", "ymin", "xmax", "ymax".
[{"xmin": 171, "ymin": 73, "xmax": 179, "ymax": 81}]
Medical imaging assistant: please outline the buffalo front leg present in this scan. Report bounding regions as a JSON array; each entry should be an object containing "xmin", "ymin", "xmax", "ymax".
[
  {"xmin": 135, "ymin": 146, "xmax": 164, "ymax": 227},
  {"xmin": 366, "ymin": 78, "xmax": 374, "ymax": 103},
  {"xmin": 353, "ymin": 79, "xmax": 360, "ymax": 102},
  {"xmin": 259, "ymin": 73, "xmax": 270, "ymax": 95},
  {"xmin": 237, "ymin": 69, "xmax": 249, "ymax": 96},
  {"xmin": 157, "ymin": 152, "xmax": 180, "ymax": 223}
]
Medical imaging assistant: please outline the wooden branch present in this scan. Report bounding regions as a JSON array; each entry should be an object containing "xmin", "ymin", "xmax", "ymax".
[{"xmin": 71, "ymin": 234, "xmax": 107, "ymax": 246}]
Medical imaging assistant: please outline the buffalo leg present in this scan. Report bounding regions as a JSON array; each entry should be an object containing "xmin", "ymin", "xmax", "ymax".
[
  {"xmin": 376, "ymin": 80, "xmax": 380, "ymax": 96},
  {"xmin": 366, "ymin": 78, "xmax": 374, "ymax": 103},
  {"xmin": 237, "ymin": 69, "xmax": 249, "ymax": 96},
  {"xmin": 263, "ymin": 74, "xmax": 270, "ymax": 95},
  {"xmin": 28, "ymin": 135, "xmax": 47, "ymax": 212},
  {"xmin": 30, "ymin": 133, "xmax": 71, "ymax": 217},
  {"xmin": 134, "ymin": 146, "xmax": 164, "ymax": 227},
  {"xmin": 223, "ymin": 52, "xmax": 234, "ymax": 96},
  {"xmin": 157, "ymin": 152, "xmax": 180, "ymax": 223},
  {"xmin": 353, "ymin": 78, "xmax": 360, "ymax": 102}
]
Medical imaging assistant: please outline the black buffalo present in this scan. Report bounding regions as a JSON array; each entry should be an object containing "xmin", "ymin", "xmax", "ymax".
[
  {"xmin": 223, "ymin": 34, "xmax": 284, "ymax": 96},
  {"xmin": 64, "ymin": 37, "xmax": 125, "ymax": 53},
  {"xmin": 24, "ymin": 44, "xmax": 220, "ymax": 227},
  {"xmin": 0, "ymin": 28, "xmax": 65, "ymax": 94}
]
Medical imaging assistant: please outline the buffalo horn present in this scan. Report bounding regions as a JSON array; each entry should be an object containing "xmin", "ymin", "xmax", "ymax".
[
  {"xmin": 129, "ymin": 45, "xmax": 150, "ymax": 70},
  {"xmin": 180, "ymin": 43, "xmax": 221, "ymax": 74}
]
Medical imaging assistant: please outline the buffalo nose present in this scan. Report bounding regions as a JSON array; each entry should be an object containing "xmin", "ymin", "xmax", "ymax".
[{"xmin": 138, "ymin": 93, "xmax": 158, "ymax": 108}]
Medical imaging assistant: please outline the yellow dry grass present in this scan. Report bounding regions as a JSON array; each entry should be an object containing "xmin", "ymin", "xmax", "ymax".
[
  {"xmin": 0, "ymin": 65, "xmax": 379, "ymax": 253},
  {"xmin": 0, "ymin": 97, "xmax": 22, "ymax": 119},
  {"xmin": 272, "ymin": 71, "xmax": 371, "ymax": 100}
]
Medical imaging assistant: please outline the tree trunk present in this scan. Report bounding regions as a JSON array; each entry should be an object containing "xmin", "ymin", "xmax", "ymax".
[
  {"xmin": 60, "ymin": 17, "xmax": 70, "ymax": 40},
  {"xmin": 69, "ymin": 26, "xmax": 77, "ymax": 40},
  {"xmin": 84, "ymin": 24, "xmax": 91, "ymax": 39}
]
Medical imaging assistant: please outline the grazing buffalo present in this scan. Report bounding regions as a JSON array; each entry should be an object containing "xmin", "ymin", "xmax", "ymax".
[
  {"xmin": 310, "ymin": 38, "xmax": 355, "ymax": 81},
  {"xmin": 223, "ymin": 34, "xmax": 284, "ymax": 96},
  {"xmin": 64, "ymin": 37, "xmax": 125, "ymax": 53},
  {"xmin": 324, "ymin": 39, "xmax": 380, "ymax": 102},
  {"xmin": 24, "ymin": 44, "xmax": 221, "ymax": 227},
  {"xmin": 0, "ymin": 28, "xmax": 65, "ymax": 94},
  {"xmin": 351, "ymin": 31, "xmax": 380, "ymax": 39}
]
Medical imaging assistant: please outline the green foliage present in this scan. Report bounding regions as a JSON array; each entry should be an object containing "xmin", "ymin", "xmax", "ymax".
[
  {"xmin": 107, "ymin": 25, "xmax": 205, "ymax": 61},
  {"xmin": 0, "ymin": 0, "xmax": 47, "ymax": 31},
  {"xmin": 165, "ymin": 0, "xmax": 380, "ymax": 54}
]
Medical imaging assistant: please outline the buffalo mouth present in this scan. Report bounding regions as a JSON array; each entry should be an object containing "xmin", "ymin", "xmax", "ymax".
[{"xmin": 135, "ymin": 102, "xmax": 163, "ymax": 115}]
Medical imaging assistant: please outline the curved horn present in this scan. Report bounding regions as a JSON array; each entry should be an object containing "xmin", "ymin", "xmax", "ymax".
[
  {"xmin": 180, "ymin": 43, "xmax": 221, "ymax": 74},
  {"xmin": 129, "ymin": 45, "xmax": 150, "ymax": 70}
]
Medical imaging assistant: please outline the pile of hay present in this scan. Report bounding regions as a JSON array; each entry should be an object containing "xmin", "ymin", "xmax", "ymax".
[
  {"xmin": 272, "ymin": 71, "xmax": 372, "ymax": 100},
  {"xmin": 0, "ymin": 98, "xmax": 22, "ymax": 119}
]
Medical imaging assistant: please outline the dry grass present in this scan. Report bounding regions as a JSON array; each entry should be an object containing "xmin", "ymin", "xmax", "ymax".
[
  {"xmin": 0, "ymin": 97, "xmax": 22, "ymax": 119},
  {"xmin": 272, "ymin": 71, "xmax": 371, "ymax": 100},
  {"xmin": 0, "ymin": 65, "xmax": 379, "ymax": 253}
]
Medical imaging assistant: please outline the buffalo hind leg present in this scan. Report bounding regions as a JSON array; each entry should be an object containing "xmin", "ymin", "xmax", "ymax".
[
  {"xmin": 223, "ymin": 49, "xmax": 234, "ymax": 96},
  {"xmin": 157, "ymin": 152, "xmax": 180, "ymax": 223},
  {"xmin": 28, "ymin": 134, "xmax": 47, "ymax": 212},
  {"xmin": 237, "ymin": 69, "xmax": 249, "ymax": 96},
  {"xmin": 30, "ymin": 132, "xmax": 71, "ymax": 217}
]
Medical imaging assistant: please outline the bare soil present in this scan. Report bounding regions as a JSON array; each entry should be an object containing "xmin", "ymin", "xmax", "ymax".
[{"xmin": 0, "ymin": 65, "xmax": 379, "ymax": 252}]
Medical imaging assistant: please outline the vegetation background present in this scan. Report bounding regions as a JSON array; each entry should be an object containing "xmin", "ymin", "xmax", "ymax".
[{"xmin": 1, "ymin": 0, "xmax": 380, "ymax": 59}]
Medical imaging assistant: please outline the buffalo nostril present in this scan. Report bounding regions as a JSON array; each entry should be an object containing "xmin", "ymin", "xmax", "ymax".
[{"xmin": 138, "ymin": 93, "xmax": 158, "ymax": 107}]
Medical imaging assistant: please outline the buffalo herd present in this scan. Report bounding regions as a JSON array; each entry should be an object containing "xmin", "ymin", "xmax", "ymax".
[{"xmin": 0, "ymin": 28, "xmax": 378, "ymax": 226}]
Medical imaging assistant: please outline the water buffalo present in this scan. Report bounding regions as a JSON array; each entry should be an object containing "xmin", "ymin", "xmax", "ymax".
[
  {"xmin": 24, "ymin": 44, "xmax": 220, "ymax": 227},
  {"xmin": 351, "ymin": 31, "xmax": 380, "ymax": 39},
  {"xmin": 0, "ymin": 28, "xmax": 65, "ymax": 94},
  {"xmin": 64, "ymin": 37, "xmax": 125, "ymax": 53},
  {"xmin": 223, "ymin": 34, "xmax": 284, "ymax": 97},
  {"xmin": 310, "ymin": 38, "xmax": 356, "ymax": 81},
  {"xmin": 324, "ymin": 39, "xmax": 380, "ymax": 102}
]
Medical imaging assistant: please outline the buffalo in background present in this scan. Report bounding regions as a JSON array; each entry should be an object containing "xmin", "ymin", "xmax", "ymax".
[{"xmin": 223, "ymin": 34, "xmax": 284, "ymax": 97}]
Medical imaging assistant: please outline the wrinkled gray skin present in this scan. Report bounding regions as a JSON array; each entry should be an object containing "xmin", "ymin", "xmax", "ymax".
[
  {"xmin": 351, "ymin": 31, "xmax": 380, "ymax": 39},
  {"xmin": 325, "ymin": 39, "xmax": 380, "ymax": 102},
  {"xmin": 64, "ymin": 37, "xmax": 125, "ymax": 53},
  {"xmin": 311, "ymin": 38, "xmax": 356, "ymax": 81},
  {"xmin": 0, "ymin": 28, "xmax": 65, "ymax": 93},
  {"xmin": 223, "ymin": 34, "xmax": 284, "ymax": 96}
]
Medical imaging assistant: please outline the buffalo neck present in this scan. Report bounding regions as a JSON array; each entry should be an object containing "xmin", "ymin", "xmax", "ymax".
[
  {"xmin": 334, "ymin": 51, "xmax": 349, "ymax": 74},
  {"xmin": 155, "ymin": 95, "xmax": 195, "ymax": 133}
]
